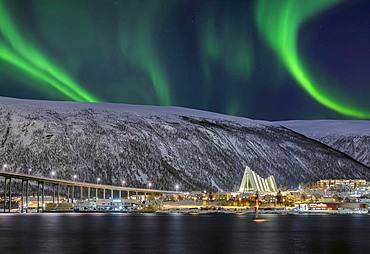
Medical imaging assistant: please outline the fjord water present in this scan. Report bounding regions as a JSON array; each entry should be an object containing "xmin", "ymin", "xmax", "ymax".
[{"xmin": 0, "ymin": 214, "xmax": 369, "ymax": 254}]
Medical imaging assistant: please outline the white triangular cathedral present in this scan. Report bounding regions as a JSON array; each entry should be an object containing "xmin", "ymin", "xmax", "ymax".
[{"xmin": 238, "ymin": 165, "xmax": 278, "ymax": 193}]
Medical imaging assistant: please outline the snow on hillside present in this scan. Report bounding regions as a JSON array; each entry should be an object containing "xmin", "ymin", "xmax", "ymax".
[
  {"xmin": 277, "ymin": 120, "xmax": 370, "ymax": 167},
  {"xmin": 0, "ymin": 97, "xmax": 369, "ymax": 191}
]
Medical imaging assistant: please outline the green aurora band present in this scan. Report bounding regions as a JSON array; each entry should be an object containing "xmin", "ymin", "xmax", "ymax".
[
  {"xmin": 0, "ymin": 0, "xmax": 99, "ymax": 102},
  {"xmin": 201, "ymin": 14, "xmax": 253, "ymax": 82},
  {"xmin": 256, "ymin": 0, "xmax": 370, "ymax": 118},
  {"xmin": 119, "ymin": 1, "xmax": 172, "ymax": 106},
  {"xmin": 200, "ymin": 4, "xmax": 253, "ymax": 115}
]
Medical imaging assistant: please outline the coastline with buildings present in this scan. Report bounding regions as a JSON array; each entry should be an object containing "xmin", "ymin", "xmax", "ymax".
[{"xmin": 1, "ymin": 165, "xmax": 369, "ymax": 216}]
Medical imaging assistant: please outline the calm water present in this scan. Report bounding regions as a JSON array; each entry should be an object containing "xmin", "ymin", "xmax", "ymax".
[{"xmin": 0, "ymin": 213, "xmax": 369, "ymax": 254}]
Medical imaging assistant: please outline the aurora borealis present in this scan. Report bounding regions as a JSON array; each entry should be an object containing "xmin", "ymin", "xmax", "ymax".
[
  {"xmin": 256, "ymin": 0, "xmax": 370, "ymax": 118},
  {"xmin": 0, "ymin": 0, "xmax": 369, "ymax": 120},
  {"xmin": 0, "ymin": 0, "xmax": 99, "ymax": 102}
]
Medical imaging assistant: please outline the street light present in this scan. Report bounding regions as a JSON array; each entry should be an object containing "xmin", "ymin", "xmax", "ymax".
[
  {"xmin": 97, "ymin": 177, "xmax": 101, "ymax": 184},
  {"xmin": 51, "ymin": 171, "xmax": 56, "ymax": 177},
  {"xmin": 73, "ymin": 174, "xmax": 77, "ymax": 181},
  {"xmin": 121, "ymin": 180, "xmax": 126, "ymax": 186},
  {"xmin": 175, "ymin": 184, "xmax": 179, "ymax": 191},
  {"xmin": 2, "ymin": 164, "xmax": 8, "ymax": 170},
  {"xmin": 28, "ymin": 168, "xmax": 32, "ymax": 174},
  {"xmin": 148, "ymin": 182, "xmax": 152, "ymax": 188}
]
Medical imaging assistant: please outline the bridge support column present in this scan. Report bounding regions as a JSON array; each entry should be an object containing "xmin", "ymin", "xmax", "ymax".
[
  {"xmin": 26, "ymin": 180, "xmax": 29, "ymax": 213},
  {"xmin": 119, "ymin": 190, "xmax": 122, "ymax": 200},
  {"xmin": 37, "ymin": 182, "xmax": 40, "ymax": 213},
  {"xmin": 95, "ymin": 188, "xmax": 98, "ymax": 200},
  {"xmin": 67, "ymin": 187, "xmax": 70, "ymax": 203},
  {"xmin": 21, "ymin": 180, "xmax": 25, "ymax": 213},
  {"xmin": 7, "ymin": 178, "xmax": 11, "ymax": 213},
  {"xmin": 57, "ymin": 184, "xmax": 60, "ymax": 204},
  {"xmin": 103, "ymin": 189, "xmax": 106, "ymax": 199},
  {"xmin": 80, "ymin": 186, "xmax": 83, "ymax": 203},
  {"xmin": 88, "ymin": 187, "xmax": 90, "ymax": 204},
  {"xmin": 111, "ymin": 189, "xmax": 113, "ymax": 200},
  {"xmin": 3, "ymin": 178, "xmax": 8, "ymax": 213},
  {"xmin": 127, "ymin": 191, "xmax": 130, "ymax": 199},
  {"xmin": 41, "ymin": 182, "xmax": 45, "ymax": 212},
  {"xmin": 52, "ymin": 184, "xmax": 55, "ymax": 204},
  {"xmin": 72, "ymin": 186, "xmax": 75, "ymax": 204}
]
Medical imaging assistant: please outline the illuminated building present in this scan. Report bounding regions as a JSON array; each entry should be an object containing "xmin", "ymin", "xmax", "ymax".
[
  {"xmin": 238, "ymin": 166, "xmax": 278, "ymax": 193},
  {"xmin": 317, "ymin": 179, "xmax": 367, "ymax": 190}
]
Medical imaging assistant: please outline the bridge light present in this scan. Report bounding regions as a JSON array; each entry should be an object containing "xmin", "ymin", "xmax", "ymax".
[
  {"xmin": 97, "ymin": 178, "xmax": 101, "ymax": 184},
  {"xmin": 51, "ymin": 171, "xmax": 56, "ymax": 177},
  {"xmin": 148, "ymin": 182, "xmax": 152, "ymax": 188},
  {"xmin": 73, "ymin": 174, "xmax": 77, "ymax": 180},
  {"xmin": 121, "ymin": 180, "xmax": 126, "ymax": 186},
  {"xmin": 175, "ymin": 184, "xmax": 180, "ymax": 191},
  {"xmin": 3, "ymin": 164, "xmax": 8, "ymax": 169},
  {"xmin": 28, "ymin": 168, "xmax": 32, "ymax": 173}
]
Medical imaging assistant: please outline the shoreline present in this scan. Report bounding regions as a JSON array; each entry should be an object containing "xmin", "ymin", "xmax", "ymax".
[{"xmin": 0, "ymin": 209, "xmax": 369, "ymax": 216}]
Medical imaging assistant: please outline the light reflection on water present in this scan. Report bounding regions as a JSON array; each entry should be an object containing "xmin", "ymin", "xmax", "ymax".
[{"xmin": 0, "ymin": 213, "xmax": 369, "ymax": 254}]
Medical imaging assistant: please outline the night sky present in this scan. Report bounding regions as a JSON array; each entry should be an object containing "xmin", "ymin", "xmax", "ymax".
[{"xmin": 0, "ymin": 0, "xmax": 369, "ymax": 120}]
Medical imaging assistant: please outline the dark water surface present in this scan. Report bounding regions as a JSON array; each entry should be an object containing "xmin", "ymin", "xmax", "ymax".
[{"xmin": 0, "ymin": 213, "xmax": 369, "ymax": 254}]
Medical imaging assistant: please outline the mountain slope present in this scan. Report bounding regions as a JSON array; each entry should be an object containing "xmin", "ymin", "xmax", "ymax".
[
  {"xmin": 277, "ymin": 120, "xmax": 370, "ymax": 167},
  {"xmin": 0, "ymin": 97, "xmax": 369, "ymax": 191}
]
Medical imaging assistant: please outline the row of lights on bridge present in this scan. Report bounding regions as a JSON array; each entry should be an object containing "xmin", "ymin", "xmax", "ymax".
[{"xmin": 2, "ymin": 163, "xmax": 181, "ymax": 191}]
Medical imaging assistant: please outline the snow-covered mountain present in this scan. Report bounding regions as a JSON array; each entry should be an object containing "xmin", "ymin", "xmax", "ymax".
[
  {"xmin": 277, "ymin": 120, "xmax": 370, "ymax": 168},
  {"xmin": 0, "ymin": 97, "xmax": 369, "ymax": 191}
]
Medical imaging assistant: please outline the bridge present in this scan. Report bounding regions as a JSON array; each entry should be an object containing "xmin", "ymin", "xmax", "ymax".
[{"xmin": 0, "ymin": 171, "xmax": 182, "ymax": 213}]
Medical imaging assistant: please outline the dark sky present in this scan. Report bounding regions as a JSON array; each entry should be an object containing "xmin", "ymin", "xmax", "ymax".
[{"xmin": 0, "ymin": 0, "xmax": 369, "ymax": 120}]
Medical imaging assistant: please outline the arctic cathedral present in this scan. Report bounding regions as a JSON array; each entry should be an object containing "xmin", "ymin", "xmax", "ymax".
[{"xmin": 238, "ymin": 166, "xmax": 278, "ymax": 193}]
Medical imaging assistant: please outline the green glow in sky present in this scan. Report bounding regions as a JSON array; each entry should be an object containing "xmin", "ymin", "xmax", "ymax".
[
  {"xmin": 119, "ymin": 1, "xmax": 172, "ymax": 106},
  {"xmin": 200, "ymin": 6, "xmax": 253, "ymax": 115},
  {"xmin": 0, "ymin": 0, "xmax": 99, "ymax": 102},
  {"xmin": 201, "ymin": 10, "xmax": 253, "ymax": 81},
  {"xmin": 256, "ymin": 0, "xmax": 370, "ymax": 118},
  {"xmin": 0, "ymin": 0, "xmax": 369, "ymax": 119}
]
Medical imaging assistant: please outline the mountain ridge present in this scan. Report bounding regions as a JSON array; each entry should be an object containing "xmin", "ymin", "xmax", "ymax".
[
  {"xmin": 0, "ymin": 96, "xmax": 369, "ymax": 191},
  {"xmin": 277, "ymin": 120, "xmax": 370, "ymax": 167}
]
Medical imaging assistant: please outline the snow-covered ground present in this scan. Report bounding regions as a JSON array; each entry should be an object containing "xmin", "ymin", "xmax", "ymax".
[
  {"xmin": 276, "ymin": 120, "xmax": 370, "ymax": 136},
  {"xmin": 0, "ymin": 96, "xmax": 369, "ymax": 191},
  {"xmin": 277, "ymin": 120, "xmax": 370, "ymax": 167}
]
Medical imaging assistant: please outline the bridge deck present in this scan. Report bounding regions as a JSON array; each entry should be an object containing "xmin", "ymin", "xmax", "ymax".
[{"xmin": 0, "ymin": 171, "xmax": 181, "ymax": 194}]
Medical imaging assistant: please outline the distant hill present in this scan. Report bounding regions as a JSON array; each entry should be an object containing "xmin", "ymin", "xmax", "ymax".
[
  {"xmin": 277, "ymin": 120, "xmax": 370, "ymax": 168},
  {"xmin": 0, "ymin": 96, "xmax": 369, "ymax": 191}
]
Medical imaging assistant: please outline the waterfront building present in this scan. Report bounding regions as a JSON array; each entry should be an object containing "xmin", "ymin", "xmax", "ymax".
[
  {"xmin": 317, "ymin": 179, "xmax": 367, "ymax": 190},
  {"xmin": 82, "ymin": 199, "xmax": 129, "ymax": 211},
  {"xmin": 349, "ymin": 185, "xmax": 370, "ymax": 197},
  {"xmin": 294, "ymin": 202, "xmax": 339, "ymax": 212},
  {"xmin": 238, "ymin": 166, "xmax": 278, "ymax": 193}
]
